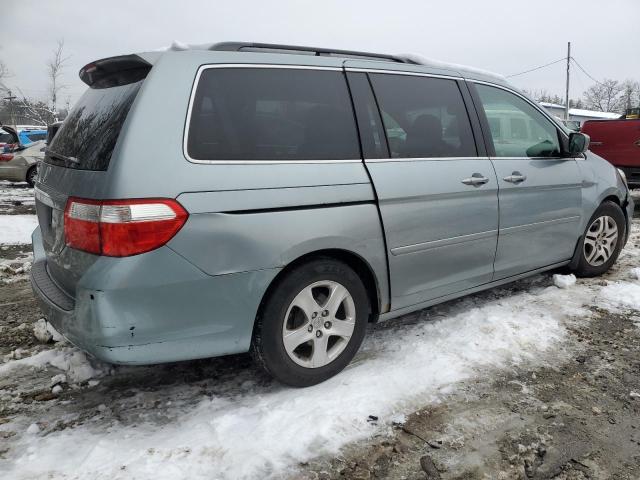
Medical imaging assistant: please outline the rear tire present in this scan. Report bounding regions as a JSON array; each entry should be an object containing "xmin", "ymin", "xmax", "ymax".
[
  {"xmin": 251, "ymin": 257, "xmax": 370, "ymax": 387},
  {"xmin": 26, "ymin": 166, "xmax": 37, "ymax": 187},
  {"xmin": 572, "ymin": 201, "xmax": 626, "ymax": 277}
]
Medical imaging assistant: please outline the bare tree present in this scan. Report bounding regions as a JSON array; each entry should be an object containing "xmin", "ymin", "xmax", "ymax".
[
  {"xmin": 47, "ymin": 39, "xmax": 69, "ymax": 121},
  {"xmin": 619, "ymin": 79, "xmax": 640, "ymax": 112},
  {"xmin": 0, "ymin": 60, "xmax": 10, "ymax": 92},
  {"xmin": 583, "ymin": 79, "xmax": 625, "ymax": 113}
]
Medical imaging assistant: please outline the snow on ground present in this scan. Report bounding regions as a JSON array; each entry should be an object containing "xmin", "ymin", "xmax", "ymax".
[
  {"xmin": 0, "ymin": 181, "xmax": 35, "ymax": 208},
  {"xmin": 0, "ymin": 270, "xmax": 618, "ymax": 480},
  {"xmin": 0, "ymin": 215, "xmax": 38, "ymax": 245}
]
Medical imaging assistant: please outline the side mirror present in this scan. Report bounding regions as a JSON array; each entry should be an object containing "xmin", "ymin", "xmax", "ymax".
[{"xmin": 568, "ymin": 132, "xmax": 590, "ymax": 155}]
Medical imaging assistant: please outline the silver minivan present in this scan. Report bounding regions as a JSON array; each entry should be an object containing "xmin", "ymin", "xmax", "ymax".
[{"xmin": 31, "ymin": 43, "xmax": 633, "ymax": 386}]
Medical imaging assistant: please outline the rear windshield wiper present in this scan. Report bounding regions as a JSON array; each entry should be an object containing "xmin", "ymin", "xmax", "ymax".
[{"xmin": 46, "ymin": 149, "xmax": 80, "ymax": 164}]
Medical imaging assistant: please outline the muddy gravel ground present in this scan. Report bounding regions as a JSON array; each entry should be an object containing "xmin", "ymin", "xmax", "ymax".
[{"xmin": 0, "ymin": 186, "xmax": 639, "ymax": 479}]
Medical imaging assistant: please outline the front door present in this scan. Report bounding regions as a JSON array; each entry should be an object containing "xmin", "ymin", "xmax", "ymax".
[
  {"xmin": 360, "ymin": 71, "xmax": 500, "ymax": 310},
  {"xmin": 471, "ymin": 83, "xmax": 583, "ymax": 279}
]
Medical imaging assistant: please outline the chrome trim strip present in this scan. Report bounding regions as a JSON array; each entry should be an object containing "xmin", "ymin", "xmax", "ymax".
[
  {"xmin": 366, "ymin": 156, "xmax": 485, "ymax": 163},
  {"xmin": 344, "ymin": 67, "xmax": 463, "ymax": 81},
  {"xmin": 500, "ymin": 215, "xmax": 581, "ymax": 235},
  {"xmin": 183, "ymin": 63, "xmax": 359, "ymax": 165},
  {"xmin": 391, "ymin": 229, "xmax": 498, "ymax": 256}
]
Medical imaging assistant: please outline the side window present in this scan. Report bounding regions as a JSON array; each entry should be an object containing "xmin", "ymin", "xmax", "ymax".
[
  {"xmin": 475, "ymin": 84, "xmax": 561, "ymax": 158},
  {"xmin": 187, "ymin": 68, "xmax": 360, "ymax": 161},
  {"xmin": 369, "ymin": 74, "xmax": 477, "ymax": 158}
]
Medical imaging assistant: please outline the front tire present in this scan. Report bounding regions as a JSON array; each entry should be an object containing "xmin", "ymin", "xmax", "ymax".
[
  {"xmin": 572, "ymin": 201, "xmax": 626, "ymax": 277},
  {"xmin": 251, "ymin": 258, "xmax": 370, "ymax": 387}
]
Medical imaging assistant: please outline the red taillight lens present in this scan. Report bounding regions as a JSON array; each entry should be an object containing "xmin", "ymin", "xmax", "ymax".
[
  {"xmin": 0, "ymin": 153, "xmax": 14, "ymax": 162},
  {"xmin": 64, "ymin": 198, "xmax": 188, "ymax": 257}
]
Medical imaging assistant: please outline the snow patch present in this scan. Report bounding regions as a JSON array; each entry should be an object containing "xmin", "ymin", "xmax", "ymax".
[
  {"xmin": 33, "ymin": 319, "xmax": 65, "ymax": 344},
  {"xmin": 630, "ymin": 267, "xmax": 640, "ymax": 280},
  {"xmin": 0, "ymin": 347, "xmax": 105, "ymax": 383},
  {"xmin": 1, "ymin": 279, "xmax": 591, "ymax": 480},
  {"xmin": 26, "ymin": 424, "xmax": 40, "ymax": 435},
  {"xmin": 599, "ymin": 282, "xmax": 640, "ymax": 311},
  {"xmin": 0, "ymin": 215, "xmax": 38, "ymax": 244},
  {"xmin": 553, "ymin": 274, "xmax": 576, "ymax": 289}
]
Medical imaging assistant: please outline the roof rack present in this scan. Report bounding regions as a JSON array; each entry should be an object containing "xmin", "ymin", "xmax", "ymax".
[{"xmin": 210, "ymin": 42, "xmax": 417, "ymax": 64}]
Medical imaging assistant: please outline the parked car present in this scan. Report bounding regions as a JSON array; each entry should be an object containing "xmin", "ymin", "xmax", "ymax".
[
  {"xmin": 581, "ymin": 118, "xmax": 640, "ymax": 186},
  {"xmin": 0, "ymin": 125, "xmax": 43, "ymax": 186},
  {"xmin": 0, "ymin": 127, "xmax": 15, "ymax": 151},
  {"xmin": 18, "ymin": 128, "xmax": 48, "ymax": 145},
  {"xmin": 31, "ymin": 43, "xmax": 633, "ymax": 387}
]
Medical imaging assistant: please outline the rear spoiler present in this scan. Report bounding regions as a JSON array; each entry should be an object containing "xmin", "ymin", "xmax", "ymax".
[{"xmin": 79, "ymin": 54, "xmax": 151, "ymax": 88}]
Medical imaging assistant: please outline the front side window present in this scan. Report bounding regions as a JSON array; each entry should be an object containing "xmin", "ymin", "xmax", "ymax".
[
  {"xmin": 475, "ymin": 84, "xmax": 561, "ymax": 158},
  {"xmin": 187, "ymin": 68, "xmax": 360, "ymax": 161},
  {"xmin": 369, "ymin": 74, "xmax": 477, "ymax": 158}
]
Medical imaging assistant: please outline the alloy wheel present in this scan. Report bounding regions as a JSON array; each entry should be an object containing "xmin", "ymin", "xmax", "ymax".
[
  {"xmin": 282, "ymin": 280, "xmax": 356, "ymax": 368},
  {"xmin": 583, "ymin": 215, "xmax": 618, "ymax": 266}
]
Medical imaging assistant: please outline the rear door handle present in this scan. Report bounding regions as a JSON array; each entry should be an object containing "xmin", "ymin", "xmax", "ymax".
[
  {"xmin": 503, "ymin": 171, "xmax": 527, "ymax": 184},
  {"xmin": 461, "ymin": 173, "xmax": 490, "ymax": 187}
]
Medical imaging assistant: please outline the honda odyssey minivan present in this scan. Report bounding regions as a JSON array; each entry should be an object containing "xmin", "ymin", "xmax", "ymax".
[{"xmin": 31, "ymin": 42, "xmax": 633, "ymax": 386}]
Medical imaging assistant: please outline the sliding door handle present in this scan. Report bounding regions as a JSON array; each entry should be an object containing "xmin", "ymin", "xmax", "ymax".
[
  {"xmin": 503, "ymin": 171, "xmax": 527, "ymax": 184},
  {"xmin": 461, "ymin": 173, "xmax": 489, "ymax": 186}
]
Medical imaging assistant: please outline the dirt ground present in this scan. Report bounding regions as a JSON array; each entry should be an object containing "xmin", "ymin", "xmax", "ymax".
[{"xmin": 0, "ymin": 189, "xmax": 639, "ymax": 479}]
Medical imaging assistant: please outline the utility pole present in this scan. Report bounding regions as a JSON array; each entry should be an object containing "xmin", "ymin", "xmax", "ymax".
[
  {"xmin": 565, "ymin": 42, "xmax": 571, "ymax": 121},
  {"xmin": 3, "ymin": 89, "xmax": 16, "ymax": 129}
]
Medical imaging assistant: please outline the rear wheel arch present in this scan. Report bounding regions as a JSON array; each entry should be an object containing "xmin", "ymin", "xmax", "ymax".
[{"xmin": 255, "ymin": 249, "xmax": 381, "ymax": 329}]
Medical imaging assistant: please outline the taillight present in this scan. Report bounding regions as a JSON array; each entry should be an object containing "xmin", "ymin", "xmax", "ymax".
[
  {"xmin": 64, "ymin": 198, "xmax": 188, "ymax": 257},
  {"xmin": 0, "ymin": 153, "xmax": 14, "ymax": 162}
]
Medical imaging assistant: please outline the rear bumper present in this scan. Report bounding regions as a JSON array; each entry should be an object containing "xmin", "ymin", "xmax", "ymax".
[{"xmin": 30, "ymin": 227, "xmax": 280, "ymax": 365}]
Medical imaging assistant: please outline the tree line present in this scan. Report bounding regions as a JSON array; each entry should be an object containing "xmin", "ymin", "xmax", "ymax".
[{"xmin": 524, "ymin": 78, "xmax": 639, "ymax": 114}]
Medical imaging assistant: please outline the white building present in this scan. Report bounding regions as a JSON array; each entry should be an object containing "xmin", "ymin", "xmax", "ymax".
[{"xmin": 539, "ymin": 102, "xmax": 620, "ymax": 128}]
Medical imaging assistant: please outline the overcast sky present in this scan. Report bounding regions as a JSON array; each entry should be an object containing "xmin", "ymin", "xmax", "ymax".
[{"xmin": 3, "ymin": 0, "xmax": 639, "ymax": 108}]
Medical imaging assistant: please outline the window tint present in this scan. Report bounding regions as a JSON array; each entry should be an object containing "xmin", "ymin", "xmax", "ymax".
[
  {"xmin": 187, "ymin": 68, "xmax": 360, "ymax": 161},
  {"xmin": 475, "ymin": 84, "xmax": 560, "ymax": 158},
  {"xmin": 369, "ymin": 74, "xmax": 477, "ymax": 158},
  {"xmin": 47, "ymin": 80, "xmax": 143, "ymax": 170}
]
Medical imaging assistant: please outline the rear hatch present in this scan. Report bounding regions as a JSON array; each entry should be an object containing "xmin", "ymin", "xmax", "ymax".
[{"xmin": 35, "ymin": 55, "xmax": 151, "ymax": 297}]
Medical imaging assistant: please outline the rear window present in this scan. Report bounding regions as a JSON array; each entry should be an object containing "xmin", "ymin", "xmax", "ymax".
[
  {"xmin": 187, "ymin": 68, "xmax": 360, "ymax": 161},
  {"xmin": 46, "ymin": 80, "xmax": 142, "ymax": 170}
]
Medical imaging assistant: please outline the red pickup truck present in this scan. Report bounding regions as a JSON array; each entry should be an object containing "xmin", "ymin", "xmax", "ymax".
[{"xmin": 582, "ymin": 117, "xmax": 640, "ymax": 186}]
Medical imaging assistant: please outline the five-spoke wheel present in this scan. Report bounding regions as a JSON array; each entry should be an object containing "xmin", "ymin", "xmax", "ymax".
[
  {"xmin": 251, "ymin": 258, "xmax": 369, "ymax": 387},
  {"xmin": 573, "ymin": 201, "xmax": 625, "ymax": 277},
  {"xmin": 282, "ymin": 280, "xmax": 356, "ymax": 368}
]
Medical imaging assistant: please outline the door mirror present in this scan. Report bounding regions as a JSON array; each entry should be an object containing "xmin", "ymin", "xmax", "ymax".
[{"xmin": 567, "ymin": 132, "xmax": 590, "ymax": 155}]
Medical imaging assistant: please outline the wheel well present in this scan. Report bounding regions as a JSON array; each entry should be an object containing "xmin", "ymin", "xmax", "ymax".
[
  {"xmin": 602, "ymin": 195, "xmax": 621, "ymax": 207},
  {"xmin": 257, "ymin": 249, "xmax": 381, "ymax": 325}
]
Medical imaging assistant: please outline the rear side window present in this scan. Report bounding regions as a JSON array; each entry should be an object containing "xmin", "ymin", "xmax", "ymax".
[
  {"xmin": 46, "ymin": 80, "xmax": 143, "ymax": 170},
  {"xmin": 369, "ymin": 74, "xmax": 477, "ymax": 158},
  {"xmin": 187, "ymin": 68, "xmax": 360, "ymax": 161}
]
